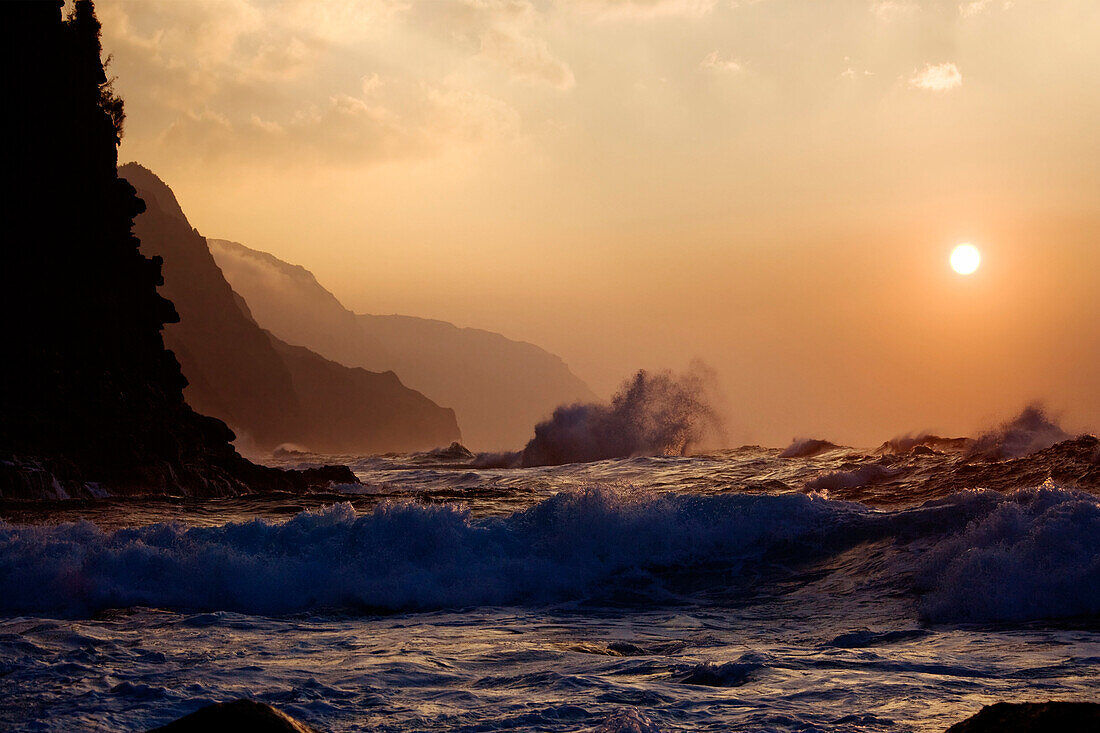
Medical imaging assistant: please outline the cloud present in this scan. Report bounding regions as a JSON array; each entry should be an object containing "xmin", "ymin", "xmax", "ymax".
[
  {"xmin": 870, "ymin": 0, "xmax": 919, "ymax": 22},
  {"xmin": 959, "ymin": 0, "xmax": 1013, "ymax": 18},
  {"xmin": 99, "ymin": 0, "xmax": 538, "ymax": 167},
  {"xmin": 909, "ymin": 62, "xmax": 963, "ymax": 92},
  {"xmin": 840, "ymin": 67, "xmax": 874, "ymax": 79},
  {"xmin": 478, "ymin": 24, "xmax": 576, "ymax": 89},
  {"xmin": 959, "ymin": 0, "xmax": 991, "ymax": 16},
  {"xmin": 405, "ymin": 0, "xmax": 574, "ymax": 89},
  {"xmin": 567, "ymin": 0, "xmax": 718, "ymax": 20},
  {"xmin": 159, "ymin": 78, "xmax": 521, "ymax": 166},
  {"xmin": 700, "ymin": 51, "xmax": 744, "ymax": 74}
]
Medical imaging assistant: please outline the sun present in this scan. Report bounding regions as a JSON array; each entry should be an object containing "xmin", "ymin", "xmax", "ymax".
[{"xmin": 950, "ymin": 243, "xmax": 981, "ymax": 275}]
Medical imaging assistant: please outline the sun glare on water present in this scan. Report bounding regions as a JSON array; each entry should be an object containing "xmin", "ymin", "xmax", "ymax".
[{"xmin": 950, "ymin": 243, "xmax": 981, "ymax": 275}]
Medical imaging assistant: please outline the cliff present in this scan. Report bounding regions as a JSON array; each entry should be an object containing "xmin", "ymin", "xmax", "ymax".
[
  {"xmin": 208, "ymin": 239, "xmax": 597, "ymax": 449},
  {"xmin": 0, "ymin": 1, "xmax": 354, "ymax": 499},
  {"xmin": 121, "ymin": 164, "xmax": 460, "ymax": 454},
  {"xmin": 270, "ymin": 337, "xmax": 460, "ymax": 454}
]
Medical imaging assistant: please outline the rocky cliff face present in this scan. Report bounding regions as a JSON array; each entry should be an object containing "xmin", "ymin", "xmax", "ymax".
[
  {"xmin": 122, "ymin": 164, "xmax": 461, "ymax": 455},
  {"xmin": 209, "ymin": 239, "xmax": 596, "ymax": 450},
  {"xmin": 0, "ymin": 3, "xmax": 257, "ymax": 498},
  {"xmin": 269, "ymin": 337, "xmax": 460, "ymax": 454},
  {"xmin": 0, "ymin": 2, "xmax": 358, "ymax": 499}
]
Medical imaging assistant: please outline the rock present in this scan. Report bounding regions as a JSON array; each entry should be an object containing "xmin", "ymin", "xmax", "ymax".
[
  {"xmin": 286, "ymin": 464, "xmax": 359, "ymax": 488},
  {"xmin": 148, "ymin": 699, "xmax": 318, "ymax": 733},
  {"xmin": 945, "ymin": 701, "xmax": 1100, "ymax": 733},
  {"xmin": 675, "ymin": 661, "xmax": 759, "ymax": 687},
  {"xmin": 780, "ymin": 438, "xmax": 842, "ymax": 458},
  {"xmin": 0, "ymin": 5, "xmax": 366, "ymax": 502},
  {"xmin": 428, "ymin": 442, "xmax": 476, "ymax": 460}
]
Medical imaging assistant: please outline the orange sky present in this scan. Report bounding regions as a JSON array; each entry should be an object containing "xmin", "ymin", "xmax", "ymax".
[{"xmin": 98, "ymin": 0, "xmax": 1100, "ymax": 446}]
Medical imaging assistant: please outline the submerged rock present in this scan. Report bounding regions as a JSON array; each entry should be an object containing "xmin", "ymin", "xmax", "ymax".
[
  {"xmin": 428, "ymin": 441, "xmax": 476, "ymax": 460},
  {"xmin": 0, "ymin": 453, "xmax": 360, "ymax": 501},
  {"xmin": 945, "ymin": 701, "xmax": 1100, "ymax": 732},
  {"xmin": 780, "ymin": 438, "xmax": 842, "ymax": 458},
  {"xmin": 148, "ymin": 699, "xmax": 318, "ymax": 733},
  {"xmin": 675, "ymin": 660, "xmax": 761, "ymax": 687}
]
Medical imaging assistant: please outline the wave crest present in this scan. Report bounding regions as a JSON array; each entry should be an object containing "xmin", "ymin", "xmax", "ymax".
[
  {"xmin": 917, "ymin": 483, "xmax": 1100, "ymax": 622},
  {"xmin": 0, "ymin": 488, "xmax": 850, "ymax": 617},
  {"xmin": 1, "ymin": 485, "xmax": 1097, "ymax": 623}
]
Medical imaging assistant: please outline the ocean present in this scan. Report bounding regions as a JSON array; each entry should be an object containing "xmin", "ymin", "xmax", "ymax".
[{"xmin": 1, "ymin": 436, "xmax": 1098, "ymax": 731}]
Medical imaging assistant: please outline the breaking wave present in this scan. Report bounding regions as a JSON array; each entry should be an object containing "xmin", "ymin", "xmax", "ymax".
[
  {"xmin": 1, "ymin": 485, "xmax": 1097, "ymax": 623},
  {"xmin": 916, "ymin": 483, "xmax": 1100, "ymax": 622}
]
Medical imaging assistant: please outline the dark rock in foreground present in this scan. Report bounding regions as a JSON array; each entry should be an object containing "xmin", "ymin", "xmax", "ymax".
[
  {"xmin": 148, "ymin": 698, "xmax": 1100, "ymax": 733},
  {"xmin": 945, "ymin": 701, "xmax": 1100, "ymax": 732},
  {"xmin": 148, "ymin": 699, "xmax": 318, "ymax": 733},
  {"xmin": 0, "ymin": 3, "xmax": 364, "ymax": 501},
  {"xmin": 0, "ymin": 452, "xmax": 359, "ymax": 501}
]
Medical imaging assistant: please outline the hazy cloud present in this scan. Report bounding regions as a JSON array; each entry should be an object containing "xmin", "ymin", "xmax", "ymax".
[
  {"xmin": 959, "ymin": 0, "xmax": 991, "ymax": 15},
  {"xmin": 159, "ymin": 78, "xmax": 520, "ymax": 166},
  {"xmin": 99, "ymin": 0, "xmax": 534, "ymax": 166},
  {"xmin": 871, "ymin": 0, "xmax": 919, "ymax": 21},
  {"xmin": 960, "ymin": 0, "xmax": 1012, "ymax": 17},
  {"xmin": 700, "ymin": 51, "xmax": 744, "ymax": 74},
  {"xmin": 840, "ymin": 67, "xmax": 874, "ymax": 79},
  {"xmin": 478, "ymin": 25, "xmax": 576, "ymax": 89},
  {"xmin": 909, "ymin": 62, "xmax": 963, "ymax": 92},
  {"xmin": 405, "ymin": 0, "xmax": 574, "ymax": 89},
  {"xmin": 567, "ymin": 0, "xmax": 718, "ymax": 20}
]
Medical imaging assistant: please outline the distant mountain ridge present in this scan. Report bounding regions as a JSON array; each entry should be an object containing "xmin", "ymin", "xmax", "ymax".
[
  {"xmin": 122, "ymin": 164, "xmax": 461, "ymax": 454},
  {"xmin": 208, "ymin": 239, "xmax": 597, "ymax": 449}
]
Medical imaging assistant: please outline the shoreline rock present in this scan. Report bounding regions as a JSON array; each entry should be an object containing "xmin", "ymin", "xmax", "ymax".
[
  {"xmin": 945, "ymin": 701, "xmax": 1100, "ymax": 732},
  {"xmin": 148, "ymin": 700, "xmax": 318, "ymax": 733},
  {"xmin": 0, "ymin": 452, "xmax": 358, "ymax": 501},
  {"xmin": 148, "ymin": 698, "xmax": 1100, "ymax": 733}
]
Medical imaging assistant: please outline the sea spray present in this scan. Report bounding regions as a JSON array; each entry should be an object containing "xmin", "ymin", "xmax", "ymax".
[
  {"xmin": 966, "ymin": 404, "xmax": 1071, "ymax": 460},
  {"xmin": 481, "ymin": 363, "xmax": 725, "ymax": 468}
]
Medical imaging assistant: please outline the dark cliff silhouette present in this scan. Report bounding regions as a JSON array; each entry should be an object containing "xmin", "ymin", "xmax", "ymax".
[
  {"xmin": 121, "ymin": 164, "xmax": 461, "ymax": 454},
  {"xmin": 208, "ymin": 239, "xmax": 597, "ymax": 449},
  {"xmin": 0, "ymin": 1, "xmax": 353, "ymax": 498}
]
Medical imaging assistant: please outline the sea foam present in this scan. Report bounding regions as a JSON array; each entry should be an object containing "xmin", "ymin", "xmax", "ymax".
[
  {"xmin": 917, "ymin": 484, "xmax": 1100, "ymax": 622},
  {"xmin": 0, "ymin": 489, "xmax": 857, "ymax": 616}
]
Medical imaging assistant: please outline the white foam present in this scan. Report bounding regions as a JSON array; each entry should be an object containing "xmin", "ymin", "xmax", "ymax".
[
  {"xmin": 2, "ymin": 484, "xmax": 1096, "ymax": 623},
  {"xmin": 0, "ymin": 488, "xmax": 858, "ymax": 617},
  {"xmin": 917, "ymin": 484, "xmax": 1100, "ymax": 622}
]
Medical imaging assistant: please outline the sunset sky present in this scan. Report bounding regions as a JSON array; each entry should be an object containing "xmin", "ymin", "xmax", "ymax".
[{"xmin": 98, "ymin": 0, "xmax": 1100, "ymax": 446}]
